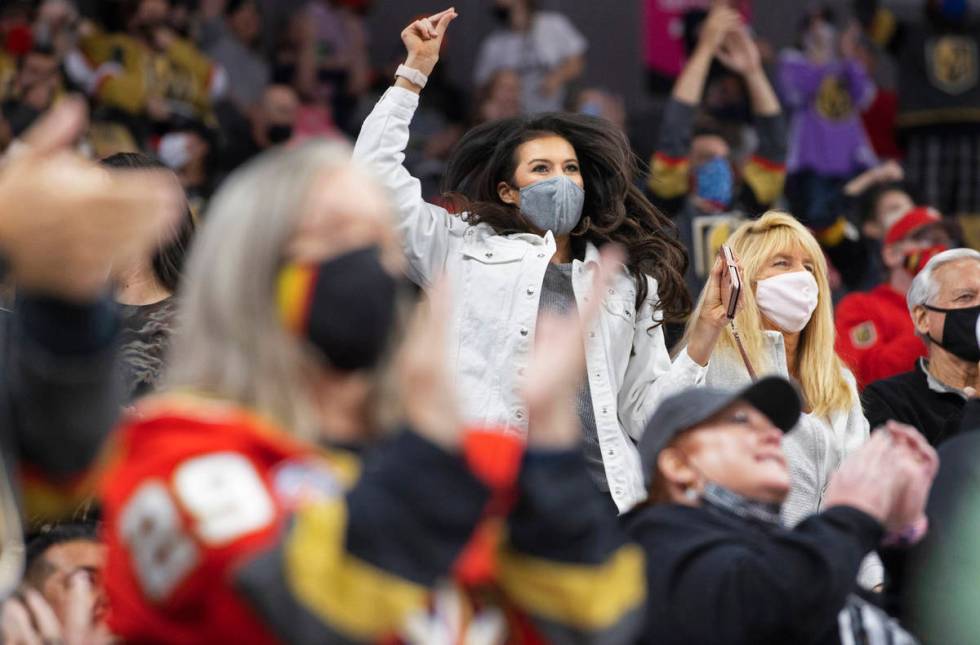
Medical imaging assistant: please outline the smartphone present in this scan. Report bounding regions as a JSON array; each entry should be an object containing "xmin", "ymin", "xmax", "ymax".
[{"xmin": 720, "ymin": 244, "xmax": 740, "ymax": 320}]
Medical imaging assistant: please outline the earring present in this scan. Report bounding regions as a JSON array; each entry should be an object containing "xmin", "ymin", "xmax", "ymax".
[{"xmin": 684, "ymin": 487, "xmax": 699, "ymax": 502}]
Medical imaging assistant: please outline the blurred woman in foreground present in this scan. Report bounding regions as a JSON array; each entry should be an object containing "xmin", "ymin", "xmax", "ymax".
[{"xmin": 98, "ymin": 142, "xmax": 644, "ymax": 644}]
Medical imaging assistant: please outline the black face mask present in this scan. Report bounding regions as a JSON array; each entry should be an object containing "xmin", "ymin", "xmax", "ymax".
[
  {"xmin": 277, "ymin": 246, "xmax": 398, "ymax": 372},
  {"xmin": 491, "ymin": 6, "xmax": 511, "ymax": 23},
  {"xmin": 923, "ymin": 303, "xmax": 980, "ymax": 362},
  {"xmin": 266, "ymin": 124, "xmax": 293, "ymax": 145}
]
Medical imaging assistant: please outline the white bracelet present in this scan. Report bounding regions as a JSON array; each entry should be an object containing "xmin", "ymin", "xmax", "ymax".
[{"xmin": 395, "ymin": 64, "xmax": 428, "ymax": 89}]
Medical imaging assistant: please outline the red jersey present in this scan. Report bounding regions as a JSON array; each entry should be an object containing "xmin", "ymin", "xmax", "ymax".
[
  {"xmin": 100, "ymin": 395, "xmax": 358, "ymax": 644},
  {"xmin": 835, "ymin": 284, "xmax": 927, "ymax": 389}
]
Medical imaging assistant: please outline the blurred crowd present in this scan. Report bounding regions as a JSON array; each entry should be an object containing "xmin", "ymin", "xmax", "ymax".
[{"xmin": 0, "ymin": 0, "xmax": 979, "ymax": 643}]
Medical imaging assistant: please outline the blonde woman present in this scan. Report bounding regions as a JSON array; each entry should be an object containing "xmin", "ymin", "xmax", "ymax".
[{"xmin": 681, "ymin": 212, "xmax": 870, "ymax": 524}]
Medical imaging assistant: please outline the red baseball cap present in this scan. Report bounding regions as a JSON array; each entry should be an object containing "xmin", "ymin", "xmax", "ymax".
[{"xmin": 884, "ymin": 206, "xmax": 942, "ymax": 245}]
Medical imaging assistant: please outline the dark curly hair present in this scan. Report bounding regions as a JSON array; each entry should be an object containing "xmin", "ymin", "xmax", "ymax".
[{"xmin": 442, "ymin": 112, "xmax": 691, "ymax": 324}]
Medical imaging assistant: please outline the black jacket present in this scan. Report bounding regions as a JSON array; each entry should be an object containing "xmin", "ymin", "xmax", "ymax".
[
  {"xmin": 862, "ymin": 363, "xmax": 965, "ymax": 446},
  {"xmin": 623, "ymin": 502, "xmax": 883, "ymax": 645}
]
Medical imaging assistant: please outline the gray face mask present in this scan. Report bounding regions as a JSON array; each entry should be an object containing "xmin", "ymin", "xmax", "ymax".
[{"xmin": 517, "ymin": 176, "xmax": 585, "ymax": 236}]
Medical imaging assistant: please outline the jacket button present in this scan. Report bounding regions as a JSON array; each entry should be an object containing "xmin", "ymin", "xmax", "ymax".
[
  {"xmin": 608, "ymin": 449, "xmax": 615, "ymax": 456},
  {"xmin": 515, "ymin": 410, "xmax": 525, "ymax": 420},
  {"xmin": 520, "ymin": 328, "xmax": 529, "ymax": 336},
  {"xmin": 526, "ymin": 286, "xmax": 535, "ymax": 296},
  {"xmin": 608, "ymin": 288, "xmax": 615, "ymax": 295},
  {"xmin": 485, "ymin": 251, "xmax": 493, "ymax": 258},
  {"xmin": 589, "ymin": 331, "xmax": 596, "ymax": 338},
  {"xmin": 614, "ymin": 487, "xmax": 623, "ymax": 495},
  {"xmin": 537, "ymin": 252, "xmax": 545, "ymax": 258},
  {"xmin": 601, "ymin": 407, "xmax": 608, "ymax": 415}
]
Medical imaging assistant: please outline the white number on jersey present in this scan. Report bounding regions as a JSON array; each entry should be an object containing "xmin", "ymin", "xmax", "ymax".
[{"xmin": 118, "ymin": 453, "xmax": 276, "ymax": 601}]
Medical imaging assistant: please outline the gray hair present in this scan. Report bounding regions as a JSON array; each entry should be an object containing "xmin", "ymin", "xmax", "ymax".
[
  {"xmin": 165, "ymin": 141, "xmax": 360, "ymax": 442},
  {"xmin": 907, "ymin": 248, "xmax": 980, "ymax": 315}
]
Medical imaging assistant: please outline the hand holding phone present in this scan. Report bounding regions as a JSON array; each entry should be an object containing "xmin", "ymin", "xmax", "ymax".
[{"xmin": 720, "ymin": 244, "xmax": 740, "ymax": 320}]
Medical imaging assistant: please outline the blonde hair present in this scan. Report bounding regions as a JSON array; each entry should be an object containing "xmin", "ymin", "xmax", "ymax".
[
  {"xmin": 165, "ymin": 141, "xmax": 365, "ymax": 442},
  {"xmin": 684, "ymin": 211, "xmax": 854, "ymax": 416}
]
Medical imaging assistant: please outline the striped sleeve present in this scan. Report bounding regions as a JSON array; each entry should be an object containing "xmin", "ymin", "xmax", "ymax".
[
  {"xmin": 497, "ymin": 451, "xmax": 646, "ymax": 644},
  {"xmin": 647, "ymin": 99, "xmax": 696, "ymax": 214},
  {"xmin": 233, "ymin": 430, "xmax": 490, "ymax": 643},
  {"xmin": 740, "ymin": 112, "xmax": 787, "ymax": 212}
]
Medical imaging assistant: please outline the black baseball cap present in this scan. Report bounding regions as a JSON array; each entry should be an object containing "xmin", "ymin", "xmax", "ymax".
[{"xmin": 638, "ymin": 377, "xmax": 802, "ymax": 487}]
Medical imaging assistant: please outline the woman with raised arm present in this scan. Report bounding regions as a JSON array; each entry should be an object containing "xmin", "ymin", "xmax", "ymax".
[{"xmin": 353, "ymin": 7, "xmax": 739, "ymax": 513}]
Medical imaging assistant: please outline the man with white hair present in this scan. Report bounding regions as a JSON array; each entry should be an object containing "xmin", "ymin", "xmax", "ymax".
[{"xmin": 862, "ymin": 248, "xmax": 980, "ymax": 446}]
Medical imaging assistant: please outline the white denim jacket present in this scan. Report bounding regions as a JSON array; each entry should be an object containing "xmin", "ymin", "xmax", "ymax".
[{"xmin": 353, "ymin": 87, "xmax": 707, "ymax": 512}]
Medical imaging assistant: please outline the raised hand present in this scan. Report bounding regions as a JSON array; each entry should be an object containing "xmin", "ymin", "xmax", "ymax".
[
  {"xmin": 717, "ymin": 25, "xmax": 763, "ymax": 76},
  {"xmin": 697, "ymin": 4, "xmax": 742, "ymax": 55},
  {"xmin": 400, "ymin": 7, "xmax": 458, "ymax": 77},
  {"xmin": 397, "ymin": 277, "xmax": 461, "ymax": 450},
  {"xmin": 0, "ymin": 98, "xmax": 182, "ymax": 302},
  {"xmin": 522, "ymin": 245, "xmax": 625, "ymax": 449}
]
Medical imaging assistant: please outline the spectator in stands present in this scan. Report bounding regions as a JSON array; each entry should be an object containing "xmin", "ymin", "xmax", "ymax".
[
  {"xmin": 778, "ymin": 7, "xmax": 878, "ymax": 229},
  {"xmin": 100, "ymin": 139, "xmax": 643, "ymax": 643},
  {"xmin": 474, "ymin": 0, "xmax": 586, "ymax": 114},
  {"xmin": 625, "ymin": 378, "xmax": 935, "ymax": 645},
  {"xmin": 18, "ymin": 520, "xmax": 111, "ymax": 643},
  {"xmin": 836, "ymin": 206, "xmax": 952, "ymax": 389},
  {"xmin": 198, "ymin": 0, "xmax": 269, "ymax": 113},
  {"xmin": 678, "ymin": 213, "xmax": 872, "ymax": 558},
  {"xmin": 356, "ymin": 8, "xmax": 743, "ymax": 513},
  {"xmin": 862, "ymin": 248, "xmax": 980, "ymax": 446},
  {"xmin": 284, "ymin": 0, "xmax": 370, "ymax": 135},
  {"xmin": 101, "ymin": 152, "xmax": 195, "ymax": 401},
  {"xmin": 0, "ymin": 45, "xmax": 61, "ymax": 144},
  {"xmin": 859, "ymin": 0, "xmax": 980, "ymax": 240},
  {"xmin": 574, "ymin": 87, "xmax": 627, "ymax": 132},
  {"xmin": 813, "ymin": 160, "xmax": 912, "ymax": 292},
  {"xmin": 218, "ymin": 83, "xmax": 299, "ymax": 174},
  {"xmin": 157, "ymin": 126, "xmax": 214, "ymax": 213},
  {"xmin": 649, "ymin": 4, "xmax": 786, "ymax": 295},
  {"xmin": 71, "ymin": 0, "xmax": 226, "ymax": 129},
  {"xmin": 474, "ymin": 68, "xmax": 522, "ymax": 124},
  {"xmin": 1, "ymin": 524, "xmax": 110, "ymax": 644}
]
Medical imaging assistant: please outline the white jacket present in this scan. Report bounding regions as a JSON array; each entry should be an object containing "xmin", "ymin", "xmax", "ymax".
[{"xmin": 353, "ymin": 86, "xmax": 707, "ymax": 512}]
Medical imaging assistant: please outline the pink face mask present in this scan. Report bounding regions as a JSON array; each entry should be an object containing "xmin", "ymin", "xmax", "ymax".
[{"xmin": 755, "ymin": 271, "xmax": 819, "ymax": 333}]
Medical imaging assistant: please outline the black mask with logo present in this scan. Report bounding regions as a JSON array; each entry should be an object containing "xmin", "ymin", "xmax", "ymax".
[
  {"xmin": 278, "ymin": 246, "xmax": 399, "ymax": 372},
  {"xmin": 923, "ymin": 303, "xmax": 980, "ymax": 362}
]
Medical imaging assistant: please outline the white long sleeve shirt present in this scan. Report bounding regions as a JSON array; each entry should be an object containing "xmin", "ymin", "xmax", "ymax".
[{"xmin": 353, "ymin": 86, "xmax": 707, "ymax": 512}]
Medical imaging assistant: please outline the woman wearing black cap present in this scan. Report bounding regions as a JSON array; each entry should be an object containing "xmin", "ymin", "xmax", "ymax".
[{"xmin": 624, "ymin": 378, "xmax": 936, "ymax": 645}]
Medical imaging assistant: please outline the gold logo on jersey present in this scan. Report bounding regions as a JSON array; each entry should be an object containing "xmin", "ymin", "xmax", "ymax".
[
  {"xmin": 815, "ymin": 76, "xmax": 854, "ymax": 122},
  {"xmin": 850, "ymin": 321, "xmax": 878, "ymax": 349},
  {"xmin": 927, "ymin": 36, "xmax": 978, "ymax": 95}
]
